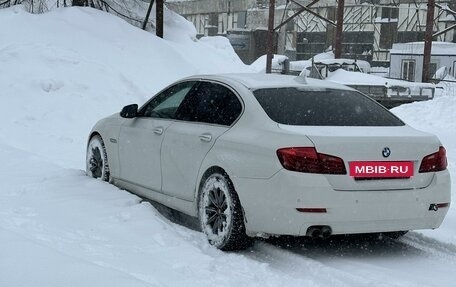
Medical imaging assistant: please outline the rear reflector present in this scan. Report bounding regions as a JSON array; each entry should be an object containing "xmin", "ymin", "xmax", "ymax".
[
  {"xmin": 419, "ymin": 146, "xmax": 447, "ymax": 173},
  {"xmin": 296, "ymin": 208, "xmax": 327, "ymax": 213},
  {"xmin": 277, "ymin": 147, "xmax": 346, "ymax": 174}
]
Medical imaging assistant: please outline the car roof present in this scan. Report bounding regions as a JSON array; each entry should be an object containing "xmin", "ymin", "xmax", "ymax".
[{"xmin": 182, "ymin": 73, "xmax": 354, "ymax": 91}]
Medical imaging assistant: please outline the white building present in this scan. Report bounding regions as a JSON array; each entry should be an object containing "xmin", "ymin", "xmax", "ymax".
[{"xmin": 389, "ymin": 42, "xmax": 456, "ymax": 82}]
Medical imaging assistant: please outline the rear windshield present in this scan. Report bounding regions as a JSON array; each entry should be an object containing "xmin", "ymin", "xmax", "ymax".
[{"xmin": 253, "ymin": 87, "xmax": 404, "ymax": 126}]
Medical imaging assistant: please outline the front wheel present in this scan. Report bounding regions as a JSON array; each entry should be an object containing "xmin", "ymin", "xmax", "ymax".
[
  {"xmin": 86, "ymin": 134, "xmax": 110, "ymax": 181},
  {"xmin": 198, "ymin": 171, "xmax": 252, "ymax": 251}
]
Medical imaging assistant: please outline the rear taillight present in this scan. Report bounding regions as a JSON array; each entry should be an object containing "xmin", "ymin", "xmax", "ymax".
[
  {"xmin": 277, "ymin": 147, "xmax": 346, "ymax": 174},
  {"xmin": 419, "ymin": 146, "xmax": 447, "ymax": 173}
]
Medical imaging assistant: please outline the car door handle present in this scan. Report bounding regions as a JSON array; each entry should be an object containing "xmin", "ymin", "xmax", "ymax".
[
  {"xmin": 153, "ymin": 127, "xmax": 164, "ymax": 135},
  {"xmin": 199, "ymin": 133, "xmax": 212, "ymax": 142}
]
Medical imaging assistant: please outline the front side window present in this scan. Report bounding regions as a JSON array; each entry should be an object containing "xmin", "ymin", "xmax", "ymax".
[
  {"xmin": 175, "ymin": 81, "xmax": 242, "ymax": 126},
  {"xmin": 253, "ymin": 87, "xmax": 404, "ymax": 126},
  {"xmin": 140, "ymin": 81, "xmax": 196, "ymax": 119}
]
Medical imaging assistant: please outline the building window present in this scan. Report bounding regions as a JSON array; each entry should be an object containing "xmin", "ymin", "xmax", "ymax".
[
  {"xmin": 381, "ymin": 7, "xmax": 398, "ymax": 19},
  {"xmin": 236, "ymin": 12, "xmax": 246, "ymax": 29},
  {"xmin": 379, "ymin": 23, "xmax": 397, "ymax": 49},
  {"xmin": 401, "ymin": 60, "xmax": 415, "ymax": 81},
  {"xmin": 429, "ymin": 63, "xmax": 437, "ymax": 79},
  {"xmin": 205, "ymin": 13, "xmax": 218, "ymax": 36},
  {"xmin": 256, "ymin": 0, "xmax": 267, "ymax": 8},
  {"xmin": 218, "ymin": 13, "xmax": 224, "ymax": 34}
]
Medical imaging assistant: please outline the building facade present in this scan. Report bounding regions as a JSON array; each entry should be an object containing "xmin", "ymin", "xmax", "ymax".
[
  {"xmin": 168, "ymin": 0, "xmax": 456, "ymax": 66},
  {"xmin": 389, "ymin": 42, "xmax": 456, "ymax": 81}
]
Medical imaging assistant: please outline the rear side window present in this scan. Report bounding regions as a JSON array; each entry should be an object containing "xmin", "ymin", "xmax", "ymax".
[
  {"xmin": 176, "ymin": 82, "xmax": 242, "ymax": 126},
  {"xmin": 253, "ymin": 87, "xmax": 404, "ymax": 126}
]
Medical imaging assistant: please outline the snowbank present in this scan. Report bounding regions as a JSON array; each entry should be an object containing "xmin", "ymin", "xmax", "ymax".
[
  {"xmin": 392, "ymin": 96, "xmax": 456, "ymax": 244},
  {"xmin": 0, "ymin": 6, "xmax": 251, "ymax": 168},
  {"xmin": 1, "ymin": 5, "xmax": 456, "ymax": 287},
  {"xmin": 250, "ymin": 54, "xmax": 288, "ymax": 73},
  {"xmin": 435, "ymin": 75, "xmax": 456, "ymax": 97}
]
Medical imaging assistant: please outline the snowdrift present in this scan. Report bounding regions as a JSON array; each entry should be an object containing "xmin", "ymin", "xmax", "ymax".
[
  {"xmin": 0, "ymin": 6, "xmax": 252, "ymax": 168},
  {"xmin": 0, "ymin": 5, "xmax": 456, "ymax": 286}
]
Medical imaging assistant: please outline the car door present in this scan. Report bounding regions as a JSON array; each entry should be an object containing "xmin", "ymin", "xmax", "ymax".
[
  {"xmin": 117, "ymin": 81, "xmax": 196, "ymax": 193},
  {"xmin": 160, "ymin": 81, "xmax": 243, "ymax": 201}
]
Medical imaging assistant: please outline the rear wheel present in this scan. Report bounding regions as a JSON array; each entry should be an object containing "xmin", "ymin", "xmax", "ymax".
[
  {"xmin": 198, "ymin": 171, "xmax": 252, "ymax": 251},
  {"xmin": 86, "ymin": 134, "xmax": 110, "ymax": 181}
]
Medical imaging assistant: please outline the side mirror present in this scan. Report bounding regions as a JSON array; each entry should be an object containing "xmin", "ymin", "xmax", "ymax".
[{"xmin": 120, "ymin": 104, "xmax": 138, "ymax": 118}]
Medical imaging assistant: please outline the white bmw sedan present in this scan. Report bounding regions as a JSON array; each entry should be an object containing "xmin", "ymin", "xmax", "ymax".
[{"xmin": 86, "ymin": 73, "xmax": 451, "ymax": 250}]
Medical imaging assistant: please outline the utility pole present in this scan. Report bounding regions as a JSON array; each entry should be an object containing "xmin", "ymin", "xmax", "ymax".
[
  {"xmin": 334, "ymin": 0, "xmax": 345, "ymax": 58},
  {"xmin": 156, "ymin": 0, "xmax": 164, "ymax": 38},
  {"xmin": 266, "ymin": 0, "xmax": 276, "ymax": 73},
  {"xmin": 422, "ymin": 0, "xmax": 435, "ymax": 82}
]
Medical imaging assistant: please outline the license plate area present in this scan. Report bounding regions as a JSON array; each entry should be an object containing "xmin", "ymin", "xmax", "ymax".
[{"xmin": 349, "ymin": 161, "xmax": 414, "ymax": 179}]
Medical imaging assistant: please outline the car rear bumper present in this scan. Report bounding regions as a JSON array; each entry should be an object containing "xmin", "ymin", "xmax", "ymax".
[{"xmin": 232, "ymin": 169, "xmax": 451, "ymax": 237}]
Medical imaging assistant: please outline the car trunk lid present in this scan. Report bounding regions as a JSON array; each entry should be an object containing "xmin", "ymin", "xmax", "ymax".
[{"xmin": 278, "ymin": 124, "xmax": 440, "ymax": 191}]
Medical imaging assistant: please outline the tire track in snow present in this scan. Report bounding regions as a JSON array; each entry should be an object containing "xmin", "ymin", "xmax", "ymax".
[
  {"xmin": 399, "ymin": 232, "xmax": 456, "ymax": 264},
  {"xmin": 249, "ymin": 242, "xmax": 368, "ymax": 287},
  {"xmin": 0, "ymin": 226, "xmax": 162, "ymax": 287},
  {"xmin": 247, "ymin": 233, "xmax": 456, "ymax": 287},
  {"xmin": 249, "ymin": 240, "xmax": 419, "ymax": 287}
]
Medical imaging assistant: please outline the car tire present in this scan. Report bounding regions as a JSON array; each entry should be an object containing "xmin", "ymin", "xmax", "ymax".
[
  {"xmin": 86, "ymin": 134, "xmax": 110, "ymax": 181},
  {"xmin": 198, "ymin": 171, "xmax": 253, "ymax": 251}
]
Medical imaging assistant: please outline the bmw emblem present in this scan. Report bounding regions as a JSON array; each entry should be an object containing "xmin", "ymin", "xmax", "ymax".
[{"xmin": 382, "ymin": 147, "xmax": 391, "ymax": 158}]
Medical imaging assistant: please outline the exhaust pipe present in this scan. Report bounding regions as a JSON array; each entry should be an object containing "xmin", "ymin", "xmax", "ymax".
[
  {"xmin": 306, "ymin": 226, "xmax": 332, "ymax": 239},
  {"xmin": 308, "ymin": 227, "xmax": 322, "ymax": 238},
  {"xmin": 321, "ymin": 226, "xmax": 332, "ymax": 239}
]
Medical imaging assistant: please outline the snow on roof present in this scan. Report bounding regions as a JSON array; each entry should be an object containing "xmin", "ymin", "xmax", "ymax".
[
  {"xmin": 289, "ymin": 52, "xmax": 370, "ymax": 73},
  {"xmin": 326, "ymin": 69, "xmax": 434, "ymax": 88},
  {"xmin": 250, "ymin": 54, "xmax": 288, "ymax": 73},
  {"xmin": 194, "ymin": 73, "xmax": 353, "ymax": 91},
  {"xmin": 390, "ymin": 42, "xmax": 456, "ymax": 55},
  {"xmin": 317, "ymin": 58, "xmax": 358, "ymax": 65},
  {"xmin": 289, "ymin": 51, "xmax": 334, "ymax": 71},
  {"xmin": 314, "ymin": 58, "xmax": 371, "ymax": 70},
  {"xmin": 312, "ymin": 51, "xmax": 335, "ymax": 61},
  {"xmin": 289, "ymin": 60, "xmax": 312, "ymax": 71}
]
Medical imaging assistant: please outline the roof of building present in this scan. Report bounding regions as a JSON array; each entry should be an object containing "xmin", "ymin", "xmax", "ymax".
[{"xmin": 390, "ymin": 42, "xmax": 456, "ymax": 56}]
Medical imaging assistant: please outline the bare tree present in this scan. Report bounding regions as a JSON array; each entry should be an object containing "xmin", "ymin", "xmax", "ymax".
[{"xmin": 142, "ymin": 0, "xmax": 154, "ymax": 30}]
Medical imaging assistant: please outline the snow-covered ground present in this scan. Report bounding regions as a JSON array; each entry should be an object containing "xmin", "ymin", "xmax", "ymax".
[{"xmin": 1, "ymin": 6, "xmax": 455, "ymax": 287}]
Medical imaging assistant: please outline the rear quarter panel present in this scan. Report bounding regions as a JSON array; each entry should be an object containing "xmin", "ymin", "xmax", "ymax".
[{"xmin": 197, "ymin": 85, "xmax": 315, "ymax": 198}]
